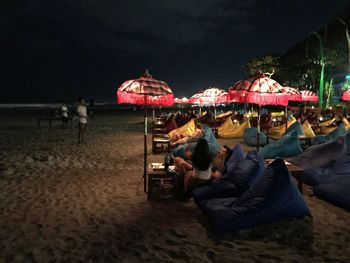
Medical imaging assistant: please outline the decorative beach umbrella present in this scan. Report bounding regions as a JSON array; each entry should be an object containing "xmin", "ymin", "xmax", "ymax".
[
  {"xmin": 174, "ymin": 97, "xmax": 189, "ymax": 104},
  {"xmin": 201, "ymin": 87, "xmax": 228, "ymax": 117},
  {"xmin": 341, "ymin": 90, "xmax": 350, "ymax": 101},
  {"xmin": 189, "ymin": 92, "xmax": 205, "ymax": 115},
  {"xmin": 281, "ymin": 86, "xmax": 302, "ymax": 132},
  {"xmin": 228, "ymin": 75, "xmax": 288, "ymax": 149},
  {"xmin": 174, "ymin": 97, "xmax": 189, "ymax": 112},
  {"xmin": 281, "ymin": 86, "xmax": 302, "ymax": 102},
  {"xmin": 189, "ymin": 88, "xmax": 228, "ymax": 117},
  {"xmin": 301, "ymin": 90, "xmax": 319, "ymax": 102},
  {"xmin": 201, "ymin": 87, "xmax": 228, "ymax": 105},
  {"xmin": 228, "ymin": 75, "xmax": 288, "ymax": 106},
  {"xmin": 117, "ymin": 70, "xmax": 174, "ymax": 192}
]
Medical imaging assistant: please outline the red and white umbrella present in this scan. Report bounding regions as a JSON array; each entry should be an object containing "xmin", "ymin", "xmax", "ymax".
[
  {"xmin": 281, "ymin": 87, "xmax": 302, "ymax": 101},
  {"xmin": 189, "ymin": 88, "xmax": 227, "ymax": 116},
  {"xmin": 117, "ymin": 70, "xmax": 174, "ymax": 192},
  {"xmin": 201, "ymin": 87, "xmax": 228, "ymax": 105},
  {"xmin": 189, "ymin": 92, "xmax": 204, "ymax": 105},
  {"xmin": 117, "ymin": 71, "xmax": 173, "ymax": 106},
  {"xmin": 228, "ymin": 75, "xmax": 288, "ymax": 149},
  {"xmin": 300, "ymin": 90, "xmax": 319, "ymax": 102},
  {"xmin": 341, "ymin": 90, "xmax": 350, "ymax": 101},
  {"xmin": 228, "ymin": 75, "xmax": 288, "ymax": 106},
  {"xmin": 174, "ymin": 97, "xmax": 189, "ymax": 104}
]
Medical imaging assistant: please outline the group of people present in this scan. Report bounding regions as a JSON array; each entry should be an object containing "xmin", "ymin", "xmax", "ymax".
[
  {"xmin": 60, "ymin": 98, "xmax": 89, "ymax": 144},
  {"xmin": 173, "ymin": 138, "xmax": 232, "ymax": 195}
]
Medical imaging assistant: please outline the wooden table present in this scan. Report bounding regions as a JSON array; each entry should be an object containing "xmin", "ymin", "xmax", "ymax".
[
  {"xmin": 147, "ymin": 167, "xmax": 176, "ymax": 200},
  {"xmin": 265, "ymin": 160, "xmax": 304, "ymax": 193}
]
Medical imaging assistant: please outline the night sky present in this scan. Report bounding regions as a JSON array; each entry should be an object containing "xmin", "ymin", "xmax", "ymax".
[{"xmin": 1, "ymin": 0, "xmax": 350, "ymax": 103}]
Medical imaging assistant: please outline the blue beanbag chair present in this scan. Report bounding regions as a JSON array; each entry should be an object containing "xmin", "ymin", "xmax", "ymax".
[
  {"xmin": 302, "ymin": 154, "xmax": 350, "ymax": 186},
  {"xmin": 287, "ymin": 136, "xmax": 344, "ymax": 170},
  {"xmin": 193, "ymin": 150, "xmax": 265, "ymax": 205},
  {"xmin": 243, "ymin": 128, "xmax": 268, "ymax": 147},
  {"xmin": 199, "ymin": 158, "xmax": 311, "ymax": 234},
  {"xmin": 311, "ymin": 124, "xmax": 346, "ymax": 145},
  {"xmin": 314, "ymin": 176, "xmax": 350, "ymax": 211},
  {"xmin": 344, "ymin": 130, "xmax": 350, "ymax": 155},
  {"xmin": 172, "ymin": 126, "xmax": 220, "ymax": 158},
  {"xmin": 260, "ymin": 131, "xmax": 303, "ymax": 159},
  {"xmin": 224, "ymin": 144, "xmax": 245, "ymax": 173},
  {"xmin": 286, "ymin": 121, "xmax": 305, "ymax": 136},
  {"xmin": 202, "ymin": 126, "xmax": 220, "ymax": 154}
]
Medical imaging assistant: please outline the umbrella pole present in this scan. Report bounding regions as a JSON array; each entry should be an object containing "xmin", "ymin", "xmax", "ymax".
[
  {"xmin": 285, "ymin": 105, "xmax": 288, "ymax": 134},
  {"xmin": 257, "ymin": 105, "xmax": 260, "ymax": 151},
  {"xmin": 144, "ymin": 95, "xmax": 148, "ymax": 193}
]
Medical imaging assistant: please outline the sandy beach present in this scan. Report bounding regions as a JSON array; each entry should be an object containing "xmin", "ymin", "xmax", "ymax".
[{"xmin": 0, "ymin": 109, "xmax": 350, "ymax": 262}]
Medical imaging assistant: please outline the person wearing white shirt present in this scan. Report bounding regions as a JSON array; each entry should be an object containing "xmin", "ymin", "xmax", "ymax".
[
  {"xmin": 77, "ymin": 98, "xmax": 88, "ymax": 144},
  {"xmin": 61, "ymin": 102, "xmax": 69, "ymax": 128}
]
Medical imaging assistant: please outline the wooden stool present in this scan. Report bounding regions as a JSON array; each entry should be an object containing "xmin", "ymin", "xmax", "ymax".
[{"xmin": 152, "ymin": 135, "xmax": 171, "ymax": 154}]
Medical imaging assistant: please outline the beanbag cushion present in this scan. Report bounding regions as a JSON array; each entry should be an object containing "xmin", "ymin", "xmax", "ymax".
[
  {"xmin": 218, "ymin": 119, "xmax": 249, "ymax": 139},
  {"xmin": 172, "ymin": 126, "xmax": 220, "ymax": 158},
  {"xmin": 344, "ymin": 131, "xmax": 350, "ymax": 155},
  {"xmin": 287, "ymin": 136, "xmax": 344, "ymax": 170},
  {"xmin": 243, "ymin": 127, "xmax": 268, "ymax": 147},
  {"xmin": 193, "ymin": 150, "xmax": 264, "ymax": 204},
  {"xmin": 302, "ymin": 120, "xmax": 316, "ymax": 138},
  {"xmin": 199, "ymin": 158, "xmax": 310, "ymax": 234},
  {"xmin": 260, "ymin": 131, "xmax": 302, "ymax": 159},
  {"xmin": 168, "ymin": 119, "xmax": 195, "ymax": 140},
  {"xmin": 286, "ymin": 121, "xmax": 305, "ymax": 136},
  {"xmin": 225, "ymin": 144, "xmax": 245, "ymax": 173},
  {"xmin": 319, "ymin": 117, "xmax": 335, "ymax": 127},
  {"xmin": 202, "ymin": 126, "xmax": 220, "ymax": 154},
  {"xmin": 343, "ymin": 117, "xmax": 350, "ymax": 130},
  {"xmin": 268, "ymin": 117, "xmax": 296, "ymax": 136},
  {"xmin": 314, "ymin": 176, "xmax": 350, "ymax": 211},
  {"xmin": 302, "ymin": 154, "xmax": 350, "ymax": 186},
  {"xmin": 311, "ymin": 124, "xmax": 346, "ymax": 145}
]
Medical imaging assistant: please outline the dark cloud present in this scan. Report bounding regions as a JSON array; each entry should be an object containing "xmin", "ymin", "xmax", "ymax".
[{"xmin": 0, "ymin": 0, "xmax": 349, "ymax": 102}]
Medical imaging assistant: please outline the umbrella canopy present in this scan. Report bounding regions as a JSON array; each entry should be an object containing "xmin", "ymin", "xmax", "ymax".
[
  {"xmin": 281, "ymin": 87, "xmax": 302, "ymax": 101},
  {"xmin": 228, "ymin": 75, "xmax": 288, "ymax": 150},
  {"xmin": 117, "ymin": 70, "xmax": 174, "ymax": 193},
  {"xmin": 174, "ymin": 97, "xmax": 189, "ymax": 104},
  {"xmin": 228, "ymin": 75, "xmax": 288, "ymax": 106},
  {"xmin": 189, "ymin": 92, "xmax": 204, "ymax": 105},
  {"xmin": 201, "ymin": 87, "xmax": 228, "ymax": 105},
  {"xmin": 189, "ymin": 88, "xmax": 228, "ymax": 105},
  {"xmin": 341, "ymin": 90, "xmax": 350, "ymax": 101},
  {"xmin": 300, "ymin": 90, "xmax": 319, "ymax": 102},
  {"xmin": 117, "ymin": 71, "xmax": 174, "ymax": 106}
]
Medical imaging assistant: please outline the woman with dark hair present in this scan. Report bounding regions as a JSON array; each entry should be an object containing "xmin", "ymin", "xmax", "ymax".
[{"xmin": 174, "ymin": 138, "xmax": 213, "ymax": 192}]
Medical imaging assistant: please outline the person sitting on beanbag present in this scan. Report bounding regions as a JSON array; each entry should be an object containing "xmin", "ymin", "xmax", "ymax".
[
  {"xmin": 171, "ymin": 123, "xmax": 204, "ymax": 147},
  {"xmin": 174, "ymin": 138, "xmax": 213, "ymax": 192}
]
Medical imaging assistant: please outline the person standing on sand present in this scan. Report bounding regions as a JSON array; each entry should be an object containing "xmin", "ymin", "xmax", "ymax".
[
  {"xmin": 61, "ymin": 102, "xmax": 69, "ymax": 129},
  {"xmin": 77, "ymin": 98, "xmax": 88, "ymax": 144}
]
